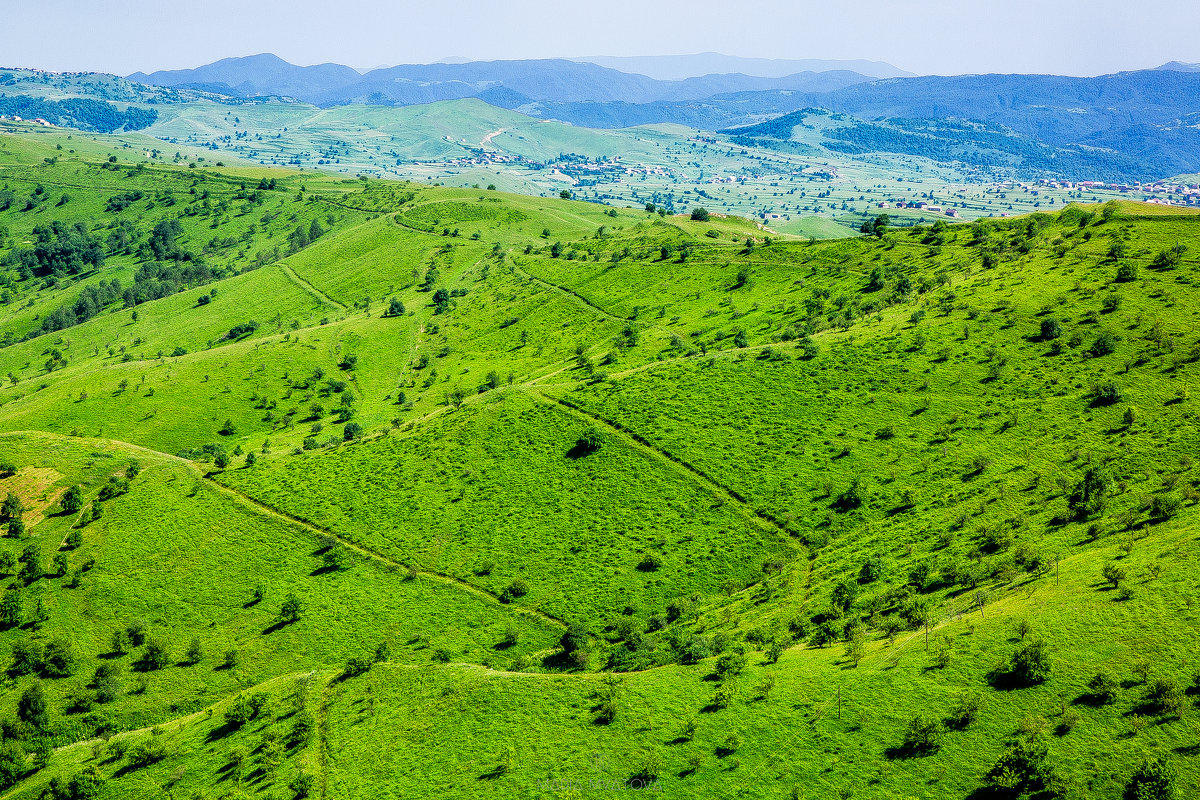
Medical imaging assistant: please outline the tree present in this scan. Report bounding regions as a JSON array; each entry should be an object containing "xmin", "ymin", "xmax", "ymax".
[
  {"xmin": 388, "ymin": 297, "xmax": 406, "ymax": 317},
  {"xmin": 18, "ymin": 543, "xmax": 41, "ymax": 581},
  {"xmin": 126, "ymin": 738, "xmax": 166, "ymax": 768},
  {"xmin": 690, "ymin": 207, "xmax": 710, "ymax": 222},
  {"xmin": 94, "ymin": 662, "xmax": 121, "ymax": 703},
  {"xmin": 1070, "ymin": 466, "xmax": 1114, "ymax": 521},
  {"xmin": 1088, "ymin": 670, "xmax": 1119, "ymax": 704},
  {"xmin": 901, "ymin": 714, "xmax": 943, "ymax": 754},
  {"xmin": 0, "ymin": 587, "xmax": 20, "ymax": 628},
  {"xmin": 834, "ymin": 476, "xmax": 867, "ymax": 511},
  {"xmin": 1100, "ymin": 563, "xmax": 1128, "ymax": 591},
  {"xmin": 0, "ymin": 492, "xmax": 23, "ymax": 520},
  {"xmin": 278, "ymin": 594, "xmax": 302, "ymax": 624},
  {"xmin": 61, "ymin": 489, "xmax": 85, "ymax": 513},
  {"xmin": 110, "ymin": 627, "xmax": 130, "ymax": 656},
  {"xmin": 1008, "ymin": 639, "xmax": 1052, "ymax": 685},
  {"xmin": 185, "ymin": 637, "xmax": 203, "ymax": 666},
  {"xmin": 343, "ymin": 422, "xmax": 363, "ymax": 441},
  {"xmin": 946, "ymin": 692, "xmax": 982, "ymax": 729},
  {"xmin": 1125, "ymin": 756, "xmax": 1177, "ymax": 800},
  {"xmin": 861, "ymin": 213, "xmax": 889, "ymax": 237},
  {"xmin": 986, "ymin": 735, "xmax": 1053, "ymax": 795},
  {"xmin": 559, "ymin": 190, "xmax": 572, "ymax": 200},
  {"xmin": 1145, "ymin": 678, "xmax": 1185, "ymax": 717},
  {"xmin": 0, "ymin": 742, "xmax": 24, "ymax": 790},
  {"xmin": 41, "ymin": 638, "xmax": 74, "ymax": 677},
  {"xmin": 11, "ymin": 642, "xmax": 41, "ymax": 682},
  {"xmin": 1040, "ymin": 318, "xmax": 1062, "ymax": 341},
  {"xmin": 1116, "ymin": 261, "xmax": 1139, "ymax": 283},
  {"xmin": 844, "ymin": 627, "xmax": 866, "ymax": 667},
  {"xmin": 62, "ymin": 766, "xmax": 104, "ymax": 799},
  {"xmin": 18, "ymin": 681, "xmax": 48, "ymax": 730},
  {"xmin": 141, "ymin": 637, "xmax": 170, "ymax": 670},
  {"xmin": 574, "ymin": 426, "xmax": 605, "ymax": 455},
  {"xmin": 560, "ymin": 623, "xmax": 588, "ymax": 655}
]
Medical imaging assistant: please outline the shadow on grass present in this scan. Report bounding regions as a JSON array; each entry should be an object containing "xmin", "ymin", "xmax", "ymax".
[
  {"xmin": 884, "ymin": 743, "xmax": 939, "ymax": 760},
  {"xmin": 262, "ymin": 619, "xmax": 297, "ymax": 636}
]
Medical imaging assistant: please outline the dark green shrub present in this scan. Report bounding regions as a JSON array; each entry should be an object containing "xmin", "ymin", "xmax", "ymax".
[
  {"xmin": 1008, "ymin": 639, "xmax": 1052, "ymax": 685},
  {"xmin": 500, "ymin": 579, "xmax": 529, "ymax": 603},
  {"xmin": 985, "ymin": 735, "xmax": 1053, "ymax": 795},
  {"xmin": 1091, "ymin": 331, "xmax": 1119, "ymax": 357},
  {"xmin": 1093, "ymin": 381, "xmax": 1123, "ymax": 405},
  {"xmin": 1125, "ymin": 757, "xmax": 1177, "ymax": 800},
  {"xmin": 1088, "ymin": 670, "xmax": 1119, "ymax": 704},
  {"xmin": 574, "ymin": 426, "xmax": 605, "ymax": 455},
  {"xmin": 901, "ymin": 714, "xmax": 943, "ymax": 754}
]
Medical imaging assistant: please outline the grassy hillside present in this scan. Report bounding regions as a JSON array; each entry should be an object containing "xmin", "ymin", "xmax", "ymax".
[{"xmin": 0, "ymin": 131, "xmax": 1197, "ymax": 799}]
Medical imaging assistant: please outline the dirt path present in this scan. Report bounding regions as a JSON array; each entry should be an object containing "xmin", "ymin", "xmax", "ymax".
[
  {"xmin": 480, "ymin": 128, "xmax": 507, "ymax": 147},
  {"xmin": 524, "ymin": 389, "xmax": 796, "ymax": 541},
  {"xmin": 279, "ymin": 263, "xmax": 347, "ymax": 311},
  {"xmin": 0, "ymin": 431, "xmax": 567, "ymax": 632}
]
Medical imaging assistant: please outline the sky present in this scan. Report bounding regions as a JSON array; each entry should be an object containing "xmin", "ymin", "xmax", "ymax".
[{"xmin": 2, "ymin": 0, "xmax": 1198, "ymax": 77}]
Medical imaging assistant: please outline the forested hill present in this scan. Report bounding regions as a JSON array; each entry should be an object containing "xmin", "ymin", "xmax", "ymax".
[{"xmin": 0, "ymin": 96, "xmax": 157, "ymax": 133}]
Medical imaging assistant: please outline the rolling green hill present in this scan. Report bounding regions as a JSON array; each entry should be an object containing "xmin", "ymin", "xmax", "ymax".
[{"xmin": 0, "ymin": 127, "xmax": 1196, "ymax": 799}]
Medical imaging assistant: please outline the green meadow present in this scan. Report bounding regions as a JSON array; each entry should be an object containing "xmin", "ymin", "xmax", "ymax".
[{"xmin": 0, "ymin": 125, "xmax": 1195, "ymax": 798}]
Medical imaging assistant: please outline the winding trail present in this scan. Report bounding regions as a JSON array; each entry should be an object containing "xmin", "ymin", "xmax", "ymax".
[
  {"xmin": 506, "ymin": 258, "xmax": 630, "ymax": 322},
  {"xmin": 524, "ymin": 389, "xmax": 797, "ymax": 541},
  {"xmin": 279, "ymin": 263, "xmax": 347, "ymax": 311},
  {"xmin": 206, "ymin": 476, "xmax": 568, "ymax": 631},
  {"xmin": 0, "ymin": 431, "xmax": 567, "ymax": 632}
]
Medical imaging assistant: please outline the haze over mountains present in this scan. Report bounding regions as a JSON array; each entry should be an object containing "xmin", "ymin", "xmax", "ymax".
[
  {"xmin": 569, "ymin": 53, "xmax": 913, "ymax": 80},
  {"xmin": 118, "ymin": 53, "xmax": 1200, "ymax": 180},
  {"xmin": 127, "ymin": 53, "xmax": 885, "ymax": 107}
]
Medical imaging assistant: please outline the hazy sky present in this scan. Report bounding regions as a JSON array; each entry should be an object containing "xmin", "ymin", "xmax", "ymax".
[{"xmin": 3, "ymin": 0, "xmax": 1197, "ymax": 76}]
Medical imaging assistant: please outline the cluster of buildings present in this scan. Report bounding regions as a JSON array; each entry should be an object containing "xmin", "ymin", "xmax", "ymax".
[
  {"xmin": 876, "ymin": 200, "xmax": 961, "ymax": 217},
  {"xmin": 1034, "ymin": 178, "xmax": 1200, "ymax": 205},
  {"xmin": 0, "ymin": 115, "xmax": 52, "ymax": 126}
]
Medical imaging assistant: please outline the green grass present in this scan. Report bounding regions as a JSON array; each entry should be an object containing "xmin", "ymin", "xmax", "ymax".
[
  {"xmin": 0, "ymin": 131, "xmax": 1198, "ymax": 799},
  {"xmin": 218, "ymin": 392, "xmax": 795, "ymax": 627}
]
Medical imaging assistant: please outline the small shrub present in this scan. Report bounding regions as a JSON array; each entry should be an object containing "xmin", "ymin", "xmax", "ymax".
[
  {"xmin": 500, "ymin": 579, "xmax": 528, "ymax": 603},
  {"xmin": 573, "ymin": 426, "xmax": 605, "ymax": 455},
  {"xmin": 902, "ymin": 714, "xmax": 943, "ymax": 754},
  {"xmin": 1125, "ymin": 757, "xmax": 1177, "ymax": 800},
  {"xmin": 946, "ymin": 692, "xmax": 982, "ymax": 729},
  {"xmin": 1008, "ymin": 639, "xmax": 1052, "ymax": 685},
  {"xmin": 1088, "ymin": 670, "xmax": 1119, "ymax": 704},
  {"xmin": 1093, "ymin": 381, "xmax": 1124, "ymax": 405}
]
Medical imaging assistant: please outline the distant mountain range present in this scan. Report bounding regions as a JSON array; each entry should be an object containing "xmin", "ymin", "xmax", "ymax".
[
  {"xmin": 128, "ymin": 53, "xmax": 879, "ymax": 108},
  {"xmin": 1156, "ymin": 61, "xmax": 1200, "ymax": 72},
  {"xmin": 568, "ymin": 53, "xmax": 912, "ymax": 80},
  {"xmin": 719, "ymin": 70, "xmax": 1200, "ymax": 181},
  {"xmin": 23, "ymin": 52, "xmax": 1200, "ymax": 181}
]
